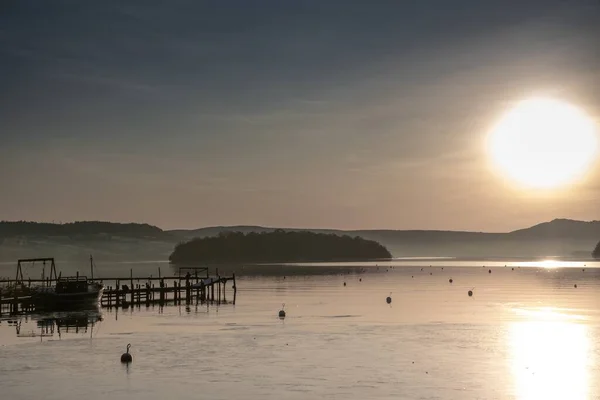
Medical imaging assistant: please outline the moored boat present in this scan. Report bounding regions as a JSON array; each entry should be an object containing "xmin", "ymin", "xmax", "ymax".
[
  {"xmin": 30, "ymin": 277, "xmax": 104, "ymax": 311},
  {"xmin": 15, "ymin": 257, "xmax": 104, "ymax": 311}
]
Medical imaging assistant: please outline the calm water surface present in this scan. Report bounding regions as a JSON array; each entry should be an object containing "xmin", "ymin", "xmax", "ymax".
[{"xmin": 1, "ymin": 262, "xmax": 600, "ymax": 399}]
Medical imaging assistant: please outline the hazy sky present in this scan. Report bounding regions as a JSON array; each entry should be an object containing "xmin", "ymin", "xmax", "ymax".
[{"xmin": 1, "ymin": 0, "xmax": 599, "ymax": 231}]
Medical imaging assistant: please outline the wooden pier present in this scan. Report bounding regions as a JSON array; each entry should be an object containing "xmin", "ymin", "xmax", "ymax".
[
  {"xmin": 99, "ymin": 267, "xmax": 237, "ymax": 309},
  {"xmin": 0, "ymin": 265, "xmax": 237, "ymax": 316}
]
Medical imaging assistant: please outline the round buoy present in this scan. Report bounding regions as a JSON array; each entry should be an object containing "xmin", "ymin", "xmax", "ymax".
[
  {"xmin": 574, "ymin": 284, "xmax": 578, "ymax": 289},
  {"xmin": 430, "ymin": 272, "xmax": 432, "ymax": 276},
  {"xmin": 511, "ymin": 268, "xmax": 514, "ymax": 271},
  {"xmin": 449, "ymin": 278, "xmax": 453, "ymax": 284},
  {"xmin": 468, "ymin": 290, "xmax": 473, "ymax": 297},
  {"xmin": 279, "ymin": 303, "xmax": 286, "ymax": 319},
  {"xmin": 582, "ymin": 269, "xmax": 585, "ymax": 272},
  {"xmin": 359, "ymin": 278, "xmax": 362, "ymax": 282},
  {"xmin": 343, "ymin": 282, "xmax": 346, "ymax": 287},
  {"xmin": 121, "ymin": 344, "xmax": 132, "ymax": 363},
  {"xmin": 386, "ymin": 296, "xmax": 392, "ymax": 304},
  {"xmin": 441, "ymin": 267, "xmax": 444, "ymax": 270},
  {"xmin": 488, "ymin": 269, "xmax": 491, "ymax": 274}
]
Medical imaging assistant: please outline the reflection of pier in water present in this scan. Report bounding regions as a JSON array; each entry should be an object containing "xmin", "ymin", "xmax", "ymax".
[{"xmin": 4, "ymin": 310, "xmax": 103, "ymax": 340}]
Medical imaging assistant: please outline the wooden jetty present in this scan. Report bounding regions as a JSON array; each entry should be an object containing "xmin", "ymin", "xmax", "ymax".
[
  {"xmin": 0, "ymin": 262, "xmax": 237, "ymax": 316},
  {"xmin": 99, "ymin": 267, "xmax": 237, "ymax": 309}
]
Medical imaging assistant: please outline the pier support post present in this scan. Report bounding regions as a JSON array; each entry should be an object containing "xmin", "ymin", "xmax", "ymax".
[
  {"xmin": 159, "ymin": 279, "xmax": 165, "ymax": 304},
  {"xmin": 185, "ymin": 274, "xmax": 190, "ymax": 304},
  {"xmin": 130, "ymin": 269, "xmax": 134, "ymax": 305}
]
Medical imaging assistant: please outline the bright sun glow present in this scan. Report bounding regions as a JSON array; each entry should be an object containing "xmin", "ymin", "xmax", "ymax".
[{"xmin": 487, "ymin": 98, "xmax": 598, "ymax": 189}]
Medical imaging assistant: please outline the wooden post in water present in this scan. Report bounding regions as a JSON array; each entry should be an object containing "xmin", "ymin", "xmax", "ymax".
[
  {"xmin": 217, "ymin": 274, "xmax": 221, "ymax": 303},
  {"xmin": 185, "ymin": 274, "xmax": 190, "ymax": 304},
  {"xmin": 130, "ymin": 269, "xmax": 134, "ymax": 305},
  {"xmin": 159, "ymin": 279, "xmax": 165, "ymax": 304},
  {"xmin": 216, "ymin": 268, "xmax": 220, "ymax": 302},
  {"xmin": 232, "ymin": 273, "xmax": 237, "ymax": 305},
  {"xmin": 194, "ymin": 270, "xmax": 199, "ymax": 303},
  {"xmin": 115, "ymin": 280, "xmax": 121, "ymax": 307}
]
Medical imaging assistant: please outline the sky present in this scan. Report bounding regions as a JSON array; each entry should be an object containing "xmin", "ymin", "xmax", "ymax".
[{"xmin": 1, "ymin": 0, "xmax": 599, "ymax": 231}]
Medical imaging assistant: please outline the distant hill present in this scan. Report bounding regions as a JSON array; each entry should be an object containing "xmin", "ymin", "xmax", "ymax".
[
  {"xmin": 167, "ymin": 219, "xmax": 600, "ymax": 259},
  {"xmin": 169, "ymin": 230, "xmax": 391, "ymax": 264},
  {"xmin": 167, "ymin": 219, "xmax": 600, "ymax": 241},
  {"xmin": 510, "ymin": 219, "xmax": 600, "ymax": 239},
  {"xmin": 0, "ymin": 221, "xmax": 170, "ymax": 240},
  {"xmin": 2, "ymin": 218, "xmax": 600, "ymax": 261},
  {"xmin": 593, "ymin": 240, "xmax": 600, "ymax": 259},
  {"xmin": 0, "ymin": 221, "xmax": 176, "ymax": 262}
]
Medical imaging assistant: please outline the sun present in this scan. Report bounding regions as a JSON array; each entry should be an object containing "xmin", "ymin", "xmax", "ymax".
[{"xmin": 487, "ymin": 98, "xmax": 598, "ymax": 189}]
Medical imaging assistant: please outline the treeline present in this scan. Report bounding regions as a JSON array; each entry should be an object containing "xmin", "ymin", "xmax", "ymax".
[
  {"xmin": 594, "ymin": 240, "xmax": 600, "ymax": 259},
  {"xmin": 169, "ymin": 230, "xmax": 392, "ymax": 264},
  {"xmin": 0, "ymin": 221, "xmax": 166, "ymax": 239}
]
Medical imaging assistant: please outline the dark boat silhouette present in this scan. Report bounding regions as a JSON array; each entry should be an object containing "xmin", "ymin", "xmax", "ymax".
[
  {"xmin": 16, "ymin": 257, "xmax": 104, "ymax": 311},
  {"xmin": 30, "ymin": 277, "xmax": 104, "ymax": 311}
]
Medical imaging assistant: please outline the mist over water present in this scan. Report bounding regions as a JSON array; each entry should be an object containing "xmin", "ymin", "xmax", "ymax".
[{"xmin": 1, "ymin": 260, "xmax": 599, "ymax": 399}]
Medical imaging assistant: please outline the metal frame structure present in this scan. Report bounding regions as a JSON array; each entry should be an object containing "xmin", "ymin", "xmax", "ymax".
[{"xmin": 16, "ymin": 258, "xmax": 57, "ymax": 286}]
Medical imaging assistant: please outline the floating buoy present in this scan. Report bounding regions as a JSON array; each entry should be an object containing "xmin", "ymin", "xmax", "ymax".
[
  {"xmin": 449, "ymin": 278, "xmax": 453, "ymax": 284},
  {"xmin": 511, "ymin": 268, "xmax": 514, "ymax": 271},
  {"xmin": 441, "ymin": 267, "xmax": 444, "ymax": 270},
  {"xmin": 359, "ymin": 278, "xmax": 362, "ymax": 282},
  {"xmin": 121, "ymin": 344, "xmax": 132, "ymax": 363},
  {"xmin": 279, "ymin": 303, "xmax": 286, "ymax": 319},
  {"xmin": 430, "ymin": 272, "xmax": 432, "ymax": 276},
  {"xmin": 488, "ymin": 269, "xmax": 491, "ymax": 274},
  {"xmin": 386, "ymin": 295, "xmax": 392, "ymax": 304},
  {"xmin": 468, "ymin": 290, "xmax": 473, "ymax": 297},
  {"xmin": 343, "ymin": 282, "xmax": 346, "ymax": 287},
  {"xmin": 574, "ymin": 284, "xmax": 578, "ymax": 289},
  {"xmin": 411, "ymin": 275, "xmax": 414, "ymax": 278},
  {"xmin": 582, "ymin": 269, "xmax": 585, "ymax": 272}
]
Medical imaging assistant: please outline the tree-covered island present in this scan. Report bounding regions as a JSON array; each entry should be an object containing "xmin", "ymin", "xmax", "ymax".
[{"xmin": 169, "ymin": 230, "xmax": 392, "ymax": 264}]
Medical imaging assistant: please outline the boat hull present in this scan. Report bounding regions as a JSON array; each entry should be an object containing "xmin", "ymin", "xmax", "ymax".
[{"xmin": 31, "ymin": 288, "xmax": 104, "ymax": 311}]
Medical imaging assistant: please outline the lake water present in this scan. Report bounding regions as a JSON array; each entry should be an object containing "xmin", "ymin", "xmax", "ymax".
[{"xmin": 1, "ymin": 260, "xmax": 600, "ymax": 399}]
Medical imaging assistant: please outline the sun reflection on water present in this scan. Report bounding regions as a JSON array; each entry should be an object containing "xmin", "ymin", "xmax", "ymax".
[{"xmin": 510, "ymin": 308, "xmax": 590, "ymax": 400}]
